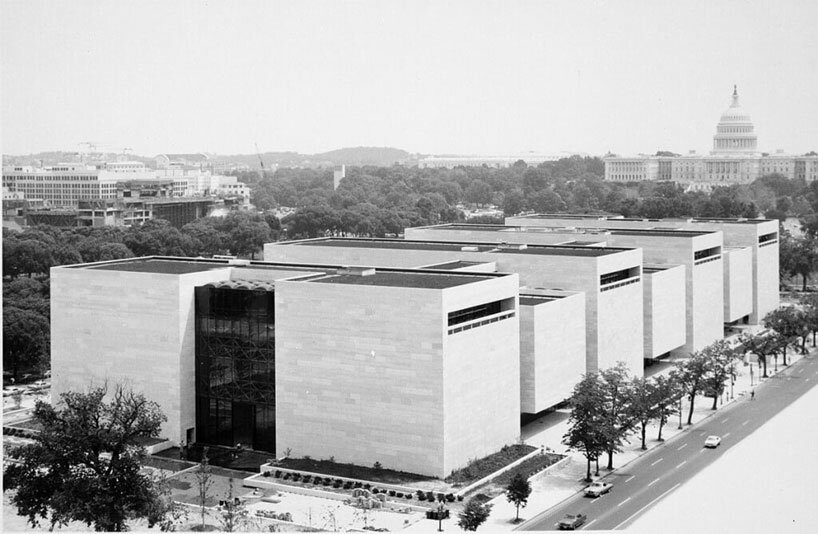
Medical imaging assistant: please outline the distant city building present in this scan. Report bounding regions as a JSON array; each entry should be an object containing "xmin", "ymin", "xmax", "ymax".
[
  {"xmin": 418, "ymin": 154, "xmax": 564, "ymax": 169},
  {"xmin": 2, "ymin": 157, "xmax": 249, "ymax": 227},
  {"xmin": 154, "ymin": 153, "xmax": 209, "ymax": 169},
  {"xmin": 604, "ymin": 87, "xmax": 818, "ymax": 189}
]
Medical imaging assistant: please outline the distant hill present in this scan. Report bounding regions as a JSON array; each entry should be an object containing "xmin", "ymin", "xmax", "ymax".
[{"xmin": 312, "ymin": 147, "xmax": 411, "ymax": 166}]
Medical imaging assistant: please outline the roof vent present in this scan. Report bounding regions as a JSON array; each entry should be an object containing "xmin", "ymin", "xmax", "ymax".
[
  {"xmin": 460, "ymin": 246, "xmax": 479, "ymax": 252},
  {"xmin": 337, "ymin": 266, "xmax": 376, "ymax": 277}
]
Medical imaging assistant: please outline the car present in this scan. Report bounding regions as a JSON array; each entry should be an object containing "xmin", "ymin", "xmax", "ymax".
[
  {"xmin": 704, "ymin": 435, "xmax": 722, "ymax": 448},
  {"xmin": 584, "ymin": 481, "xmax": 613, "ymax": 497},
  {"xmin": 556, "ymin": 513, "xmax": 587, "ymax": 530}
]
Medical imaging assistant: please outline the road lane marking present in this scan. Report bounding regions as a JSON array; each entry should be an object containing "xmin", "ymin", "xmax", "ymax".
[
  {"xmin": 676, "ymin": 461, "xmax": 687, "ymax": 469},
  {"xmin": 699, "ymin": 448, "xmax": 706, "ymax": 454},
  {"xmin": 618, "ymin": 497, "xmax": 632, "ymax": 507},
  {"xmin": 743, "ymin": 420, "xmax": 750, "ymax": 426},
  {"xmin": 677, "ymin": 443, "xmax": 687, "ymax": 450},
  {"xmin": 648, "ymin": 478, "xmax": 660, "ymax": 487},
  {"xmin": 723, "ymin": 432, "xmax": 731, "ymax": 439},
  {"xmin": 721, "ymin": 418, "xmax": 729, "ymax": 423},
  {"xmin": 651, "ymin": 458, "xmax": 663, "ymax": 466},
  {"xmin": 584, "ymin": 519, "xmax": 597, "ymax": 529},
  {"xmin": 613, "ymin": 483, "xmax": 682, "ymax": 530},
  {"xmin": 625, "ymin": 475, "xmax": 635, "ymax": 483}
]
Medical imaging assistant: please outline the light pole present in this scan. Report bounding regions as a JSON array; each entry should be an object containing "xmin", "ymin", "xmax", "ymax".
[{"xmin": 678, "ymin": 396, "xmax": 683, "ymax": 429}]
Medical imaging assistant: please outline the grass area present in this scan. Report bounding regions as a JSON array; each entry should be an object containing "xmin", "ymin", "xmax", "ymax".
[
  {"xmin": 276, "ymin": 457, "xmax": 435, "ymax": 484},
  {"xmin": 466, "ymin": 452, "xmax": 564, "ymax": 499},
  {"xmin": 445, "ymin": 444, "xmax": 537, "ymax": 485}
]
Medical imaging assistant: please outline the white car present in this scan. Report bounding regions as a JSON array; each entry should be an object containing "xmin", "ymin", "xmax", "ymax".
[
  {"xmin": 704, "ymin": 435, "xmax": 722, "ymax": 448},
  {"xmin": 584, "ymin": 481, "xmax": 613, "ymax": 497}
]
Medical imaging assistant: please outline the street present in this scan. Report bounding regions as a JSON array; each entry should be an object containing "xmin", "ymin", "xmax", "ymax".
[{"xmin": 520, "ymin": 352, "xmax": 818, "ymax": 531}]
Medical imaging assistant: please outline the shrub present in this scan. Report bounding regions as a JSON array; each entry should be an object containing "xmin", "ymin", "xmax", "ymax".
[
  {"xmin": 303, "ymin": 475, "xmax": 312, "ymax": 483},
  {"xmin": 418, "ymin": 493, "xmax": 427, "ymax": 501},
  {"xmin": 445, "ymin": 493, "xmax": 455, "ymax": 502},
  {"xmin": 373, "ymin": 461, "xmax": 383, "ymax": 470},
  {"xmin": 354, "ymin": 482, "xmax": 363, "ymax": 488},
  {"xmin": 437, "ymin": 493, "xmax": 445, "ymax": 502},
  {"xmin": 283, "ymin": 473, "xmax": 291, "ymax": 480},
  {"xmin": 344, "ymin": 482, "xmax": 353, "ymax": 490},
  {"xmin": 406, "ymin": 494, "xmax": 413, "ymax": 500},
  {"xmin": 325, "ymin": 477, "xmax": 333, "ymax": 484},
  {"xmin": 372, "ymin": 488, "xmax": 379, "ymax": 495},
  {"xmin": 426, "ymin": 492, "xmax": 435, "ymax": 501},
  {"xmin": 396, "ymin": 492, "xmax": 403, "ymax": 498},
  {"xmin": 457, "ymin": 495, "xmax": 464, "ymax": 502},
  {"xmin": 263, "ymin": 471, "xmax": 271, "ymax": 477},
  {"xmin": 364, "ymin": 484, "xmax": 372, "ymax": 490},
  {"xmin": 388, "ymin": 490, "xmax": 396, "ymax": 497},
  {"xmin": 274, "ymin": 470, "xmax": 282, "ymax": 478},
  {"xmin": 416, "ymin": 490, "xmax": 425, "ymax": 498},
  {"xmin": 313, "ymin": 478, "xmax": 322, "ymax": 485},
  {"xmin": 333, "ymin": 481, "xmax": 342, "ymax": 488}
]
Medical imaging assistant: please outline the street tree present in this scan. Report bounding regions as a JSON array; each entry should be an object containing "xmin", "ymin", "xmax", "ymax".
[
  {"xmin": 764, "ymin": 306, "xmax": 810, "ymax": 357},
  {"xmin": 651, "ymin": 373, "xmax": 682, "ymax": 441},
  {"xmin": 599, "ymin": 363, "xmax": 633, "ymax": 469},
  {"xmin": 457, "ymin": 497, "xmax": 492, "ymax": 531},
  {"xmin": 677, "ymin": 350, "xmax": 710, "ymax": 425},
  {"xmin": 800, "ymin": 293, "xmax": 818, "ymax": 346},
  {"xmin": 505, "ymin": 473, "xmax": 532, "ymax": 522},
  {"xmin": 563, "ymin": 373, "xmax": 608, "ymax": 481},
  {"xmin": 626, "ymin": 377, "xmax": 656, "ymax": 450},
  {"xmin": 739, "ymin": 332, "xmax": 779, "ymax": 378},
  {"xmin": 701, "ymin": 340, "xmax": 738, "ymax": 409},
  {"xmin": 3, "ymin": 384, "xmax": 169, "ymax": 531}
]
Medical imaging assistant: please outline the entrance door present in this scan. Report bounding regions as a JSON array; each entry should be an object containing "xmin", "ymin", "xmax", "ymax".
[{"xmin": 231, "ymin": 402, "xmax": 254, "ymax": 449}]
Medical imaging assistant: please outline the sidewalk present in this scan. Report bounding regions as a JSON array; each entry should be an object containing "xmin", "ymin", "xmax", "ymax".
[{"xmin": 404, "ymin": 338, "xmax": 815, "ymax": 532}]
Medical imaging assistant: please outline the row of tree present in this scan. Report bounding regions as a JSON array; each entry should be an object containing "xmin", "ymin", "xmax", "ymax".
[
  {"xmin": 235, "ymin": 158, "xmax": 818, "ymax": 226},
  {"xmin": 3, "ymin": 212, "xmax": 281, "ymax": 280},
  {"xmin": 563, "ymin": 299, "xmax": 818, "ymax": 482}
]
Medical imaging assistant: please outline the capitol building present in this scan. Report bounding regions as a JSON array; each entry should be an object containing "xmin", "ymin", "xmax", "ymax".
[{"xmin": 604, "ymin": 87, "xmax": 818, "ymax": 190}]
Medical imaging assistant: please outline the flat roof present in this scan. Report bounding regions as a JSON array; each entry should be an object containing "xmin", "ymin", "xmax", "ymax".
[
  {"xmin": 422, "ymin": 260, "xmax": 488, "ymax": 270},
  {"xmin": 418, "ymin": 223, "xmax": 711, "ymax": 238},
  {"xmin": 515, "ymin": 214, "xmax": 774, "ymax": 225},
  {"xmin": 309, "ymin": 271, "xmax": 494, "ymax": 289},
  {"xmin": 294, "ymin": 238, "xmax": 498, "ymax": 253},
  {"xmin": 288, "ymin": 238, "xmax": 629, "ymax": 257},
  {"xmin": 609, "ymin": 229, "xmax": 711, "ymax": 238},
  {"xmin": 87, "ymin": 259, "xmax": 227, "ymax": 274}
]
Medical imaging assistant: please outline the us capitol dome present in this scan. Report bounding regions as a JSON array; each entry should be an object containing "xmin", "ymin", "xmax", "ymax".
[{"xmin": 711, "ymin": 85, "xmax": 758, "ymax": 155}]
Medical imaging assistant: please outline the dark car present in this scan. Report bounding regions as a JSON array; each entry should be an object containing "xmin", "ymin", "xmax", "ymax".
[{"xmin": 556, "ymin": 513, "xmax": 587, "ymax": 530}]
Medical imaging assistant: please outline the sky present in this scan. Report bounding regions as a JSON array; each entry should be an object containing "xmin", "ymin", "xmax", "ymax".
[{"xmin": 2, "ymin": 0, "xmax": 818, "ymax": 158}]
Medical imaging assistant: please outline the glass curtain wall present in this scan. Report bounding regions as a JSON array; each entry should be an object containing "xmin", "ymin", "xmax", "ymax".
[{"xmin": 195, "ymin": 286, "xmax": 276, "ymax": 452}]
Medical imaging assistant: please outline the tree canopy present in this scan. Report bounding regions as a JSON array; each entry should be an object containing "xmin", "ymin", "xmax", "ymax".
[{"xmin": 4, "ymin": 385, "xmax": 170, "ymax": 531}]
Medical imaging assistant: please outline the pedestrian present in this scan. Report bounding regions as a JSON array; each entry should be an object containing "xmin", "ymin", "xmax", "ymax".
[{"xmin": 751, "ymin": 389, "xmax": 755, "ymax": 400}]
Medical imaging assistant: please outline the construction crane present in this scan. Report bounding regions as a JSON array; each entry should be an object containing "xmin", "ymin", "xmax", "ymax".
[{"xmin": 255, "ymin": 143, "xmax": 266, "ymax": 179}]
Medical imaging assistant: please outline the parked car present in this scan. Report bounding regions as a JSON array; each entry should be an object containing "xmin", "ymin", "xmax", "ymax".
[
  {"xmin": 556, "ymin": 513, "xmax": 587, "ymax": 530},
  {"xmin": 704, "ymin": 435, "xmax": 722, "ymax": 448},
  {"xmin": 584, "ymin": 481, "xmax": 613, "ymax": 497}
]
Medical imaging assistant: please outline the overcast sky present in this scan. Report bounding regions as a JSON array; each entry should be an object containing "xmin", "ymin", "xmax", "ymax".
[{"xmin": 2, "ymin": 0, "xmax": 817, "ymax": 157}]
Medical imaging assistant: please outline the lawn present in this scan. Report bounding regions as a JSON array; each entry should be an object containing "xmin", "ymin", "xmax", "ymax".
[{"xmin": 445, "ymin": 444, "xmax": 537, "ymax": 485}]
